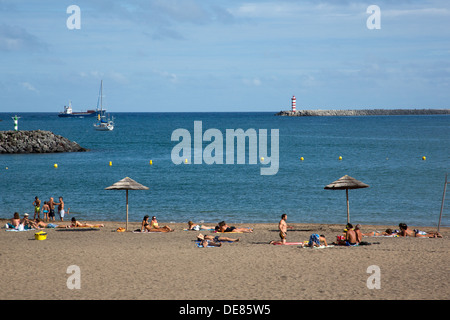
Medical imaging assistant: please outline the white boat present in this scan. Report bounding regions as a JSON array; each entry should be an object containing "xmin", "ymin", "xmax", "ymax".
[
  {"xmin": 93, "ymin": 80, "xmax": 114, "ymax": 131},
  {"xmin": 94, "ymin": 114, "xmax": 114, "ymax": 131}
]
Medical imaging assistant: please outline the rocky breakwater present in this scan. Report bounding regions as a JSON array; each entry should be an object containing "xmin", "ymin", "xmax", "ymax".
[
  {"xmin": 276, "ymin": 109, "xmax": 450, "ymax": 116},
  {"xmin": 0, "ymin": 130, "xmax": 88, "ymax": 154}
]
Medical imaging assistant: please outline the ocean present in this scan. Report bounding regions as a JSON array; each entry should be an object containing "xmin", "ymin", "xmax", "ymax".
[{"xmin": 0, "ymin": 112, "xmax": 448, "ymax": 227}]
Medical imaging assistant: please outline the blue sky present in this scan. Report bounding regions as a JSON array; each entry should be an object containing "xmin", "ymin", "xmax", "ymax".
[{"xmin": 1, "ymin": 0, "xmax": 449, "ymax": 112}]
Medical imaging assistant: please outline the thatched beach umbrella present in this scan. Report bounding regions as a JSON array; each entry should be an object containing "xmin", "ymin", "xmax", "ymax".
[
  {"xmin": 324, "ymin": 175, "xmax": 369, "ymax": 224},
  {"xmin": 105, "ymin": 177, "xmax": 149, "ymax": 231}
]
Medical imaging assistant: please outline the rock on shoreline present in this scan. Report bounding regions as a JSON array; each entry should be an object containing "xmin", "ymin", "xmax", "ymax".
[
  {"xmin": 276, "ymin": 109, "xmax": 450, "ymax": 117},
  {"xmin": 0, "ymin": 130, "xmax": 88, "ymax": 154}
]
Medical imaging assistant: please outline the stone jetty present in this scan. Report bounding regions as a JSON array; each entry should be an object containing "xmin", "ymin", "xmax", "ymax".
[
  {"xmin": 0, "ymin": 130, "xmax": 88, "ymax": 154},
  {"xmin": 275, "ymin": 109, "xmax": 450, "ymax": 117}
]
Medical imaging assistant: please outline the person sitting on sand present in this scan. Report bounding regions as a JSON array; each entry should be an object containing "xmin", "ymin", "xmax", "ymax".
[
  {"xmin": 354, "ymin": 224, "xmax": 363, "ymax": 244},
  {"xmin": 345, "ymin": 224, "xmax": 358, "ymax": 245},
  {"xmin": 215, "ymin": 221, "xmax": 253, "ymax": 233},
  {"xmin": 187, "ymin": 221, "xmax": 215, "ymax": 231},
  {"xmin": 141, "ymin": 215, "xmax": 173, "ymax": 232},
  {"xmin": 197, "ymin": 233, "xmax": 240, "ymax": 243},
  {"xmin": 9, "ymin": 212, "xmax": 21, "ymax": 228},
  {"xmin": 150, "ymin": 216, "xmax": 173, "ymax": 232},
  {"xmin": 302, "ymin": 233, "xmax": 328, "ymax": 248},
  {"xmin": 398, "ymin": 223, "xmax": 442, "ymax": 238}
]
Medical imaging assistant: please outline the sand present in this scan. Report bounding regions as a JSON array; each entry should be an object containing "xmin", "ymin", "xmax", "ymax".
[{"xmin": 1, "ymin": 220, "xmax": 449, "ymax": 301}]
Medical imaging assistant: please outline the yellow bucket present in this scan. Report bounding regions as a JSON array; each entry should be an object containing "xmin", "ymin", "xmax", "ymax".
[{"xmin": 35, "ymin": 231, "xmax": 47, "ymax": 241}]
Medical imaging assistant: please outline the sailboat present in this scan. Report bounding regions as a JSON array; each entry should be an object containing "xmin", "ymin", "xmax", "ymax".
[{"xmin": 93, "ymin": 80, "xmax": 114, "ymax": 131}]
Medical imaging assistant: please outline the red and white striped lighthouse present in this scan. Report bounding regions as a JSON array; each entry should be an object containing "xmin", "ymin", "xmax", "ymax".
[{"xmin": 291, "ymin": 95, "xmax": 296, "ymax": 112}]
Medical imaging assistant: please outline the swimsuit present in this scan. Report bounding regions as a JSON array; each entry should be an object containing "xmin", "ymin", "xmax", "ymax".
[
  {"xmin": 224, "ymin": 226, "xmax": 236, "ymax": 232},
  {"xmin": 345, "ymin": 241, "xmax": 357, "ymax": 246},
  {"xmin": 279, "ymin": 231, "xmax": 286, "ymax": 240}
]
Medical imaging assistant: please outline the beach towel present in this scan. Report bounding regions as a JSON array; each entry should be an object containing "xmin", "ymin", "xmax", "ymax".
[
  {"xmin": 301, "ymin": 245, "xmax": 335, "ymax": 249},
  {"xmin": 271, "ymin": 242, "xmax": 304, "ymax": 245},
  {"xmin": 5, "ymin": 224, "xmax": 34, "ymax": 232}
]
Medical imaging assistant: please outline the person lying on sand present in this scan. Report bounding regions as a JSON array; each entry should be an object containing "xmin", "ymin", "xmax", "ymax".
[
  {"xmin": 59, "ymin": 217, "xmax": 104, "ymax": 228},
  {"xmin": 34, "ymin": 219, "xmax": 58, "ymax": 229},
  {"xmin": 197, "ymin": 233, "xmax": 240, "ymax": 243},
  {"xmin": 398, "ymin": 223, "xmax": 442, "ymax": 238},
  {"xmin": 215, "ymin": 221, "xmax": 253, "ymax": 233},
  {"xmin": 362, "ymin": 228, "xmax": 398, "ymax": 237},
  {"xmin": 187, "ymin": 221, "xmax": 215, "ymax": 231},
  {"xmin": 141, "ymin": 215, "xmax": 173, "ymax": 232}
]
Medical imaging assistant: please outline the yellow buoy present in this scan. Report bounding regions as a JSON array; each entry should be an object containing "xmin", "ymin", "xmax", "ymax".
[
  {"xmin": 109, "ymin": 161, "xmax": 112, "ymax": 166},
  {"xmin": 184, "ymin": 158, "xmax": 188, "ymax": 164},
  {"xmin": 300, "ymin": 157, "xmax": 304, "ymax": 161},
  {"xmin": 53, "ymin": 163, "xmax": 58, "ymax": 168},
  {"xmin": 422, "ymin": 156, "xmax": 426, "ymax": 161},
  {"xmin": 338, "ymin": 156, "xmax": 342, "ymax": 161},
  {"xmin": 149, "ymin": 160, "xmax": 153, "ymax": 165}
]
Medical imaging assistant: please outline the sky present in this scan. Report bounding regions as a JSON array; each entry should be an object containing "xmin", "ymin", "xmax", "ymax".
[{"xmin": 0, "ymin": 0, "xmax": 449, "ymax": 112}]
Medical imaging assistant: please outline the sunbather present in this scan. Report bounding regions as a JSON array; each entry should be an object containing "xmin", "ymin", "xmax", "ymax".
[
  {"xmin": 141, "ymin": 215, "xmax": 173, "ymax": 232},
  {"xmin": 59, "ymin": 217, "xmax": 104, "ymax": 228},
  {"xmin": 302, "ymin": 234, "xmax": 328, "ymax": 248},
  {"xmin": 34, "ymin": 219, "xmax": 58, "ymax": 229},
  {"xmin": 398, "ymin": 223, "xmax": 442, "ymax": 238},
  {"xmin": 187, "ymin": 221, "xmax": 215, "ymax": 231},
  {"xmin": 197, "ymin": 233, "xmax": 240, "ymax": 243},
  {"xmin": 362, "ymin": 228, "xmax": 397, "ymax": 237},
  {"xmin": 9, "ymin": 212, "xmax": 21, "ymax": 228},
  {"xmin": 215, "ymin": 221, "xmax": 253, "ymax": 233}
]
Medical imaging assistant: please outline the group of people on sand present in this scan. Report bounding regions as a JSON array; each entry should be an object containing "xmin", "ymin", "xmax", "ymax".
[
  {"xmin": 140, "ymin": 215, "xmax": 174, "ymax": 232},
  {"xmin": 269, "ymin": 214, "xmax": 442, "ymax": 247},
  {"xmin": 32, "ymin": 196, "xmax": 68, "ymax": 222},
  {"xmin": 6, "ymin": 211, "xmax": 104, "ymax": 230}
]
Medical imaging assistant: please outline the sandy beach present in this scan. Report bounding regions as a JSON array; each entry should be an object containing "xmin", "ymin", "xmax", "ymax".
[{"xmin": 1, "ymin": 219, "xmax": 449, "ymax": 301}]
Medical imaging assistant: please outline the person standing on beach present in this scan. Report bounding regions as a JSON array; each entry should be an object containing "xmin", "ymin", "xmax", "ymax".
[
  {"xmin": 270, "ymin": 214, "xmax": 288, "ymax": 245},
  {"xmin": 42, "ymin": 201, "xmax": 50, "ymax": 222},
  {"xmin": 33, "ymin": 196, "xmax": 41, "ymax": 220},
  {"xmin": 48, "ymin": 197, "xmax": 56, "ymax": 221},
  {"xmin": 54, "ymin": 196, "xmax": 67, "ymax": 221}
]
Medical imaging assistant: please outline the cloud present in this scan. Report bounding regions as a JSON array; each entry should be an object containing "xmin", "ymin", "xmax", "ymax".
[
  {"xmin": 0, "ymin": 24, "xmax": 47, "ymax": 52},
  {"xmin": 20, "ymin": 82, "xmax": 39, "ymax": 93}
]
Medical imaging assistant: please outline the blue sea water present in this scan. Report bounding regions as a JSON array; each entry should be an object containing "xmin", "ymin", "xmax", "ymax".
[{"xmin": 0, "ymin": 112, "xmax": 449, "ymax": 227}]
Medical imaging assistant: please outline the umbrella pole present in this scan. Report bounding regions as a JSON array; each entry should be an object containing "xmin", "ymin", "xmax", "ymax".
[
  {"xmin": 346, "ymin": 189, "xmax": 350, "ymax": 224},
  {"xmin": 126, "ymin": 189, "xmax": 129, "ymax": 231},
  {"xmin": 438, "ymin": 173, "xmax": 448, "ymax": 233}
]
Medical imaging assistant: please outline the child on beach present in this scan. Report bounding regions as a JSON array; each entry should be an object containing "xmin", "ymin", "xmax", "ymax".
[{"xmin": 42, "ymin": 202, "xmax": 50, "ymax": 222}]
